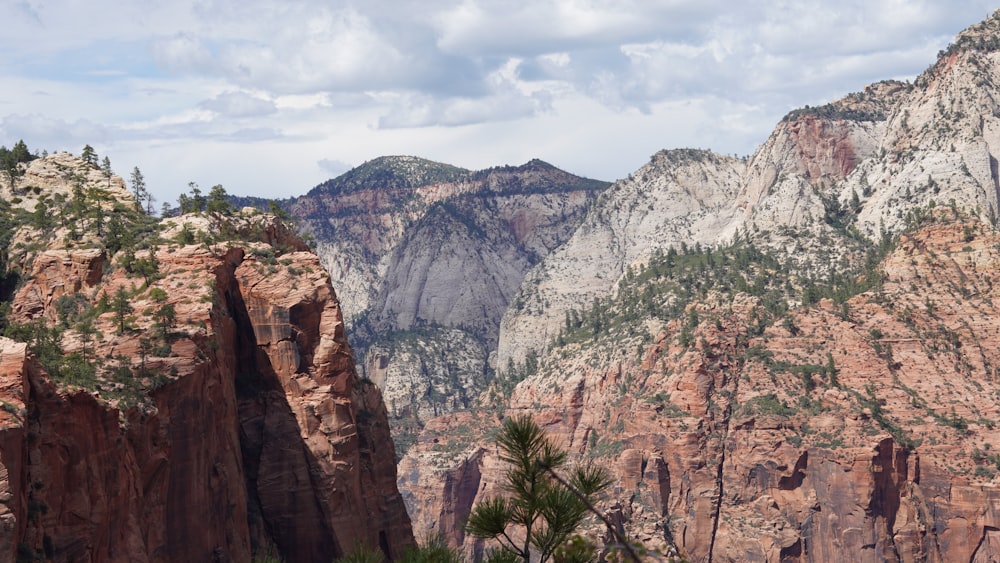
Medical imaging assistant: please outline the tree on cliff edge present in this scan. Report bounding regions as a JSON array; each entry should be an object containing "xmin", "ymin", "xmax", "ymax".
[{"xmin": 465, "ymin": 415, "xmax": 611, "ymax": 563}]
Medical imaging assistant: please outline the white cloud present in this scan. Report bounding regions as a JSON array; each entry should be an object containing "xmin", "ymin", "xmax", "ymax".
[
  {"xmin": 200, "ymin": 91, "xmax": 277, "ymax": 118},
  {"xmin": 318, "ymin": 158, "xmax": 352, "ymax": 177},
  {"xmin": 0, "ymin": 114, "xmax": 110, "ymax": 150},
  {"xmin": 431, "ymin": 0, "xmax": 721, "ymax": 56},
  {"xmin": 151, "ymin": 33, "xmax": 215, "ymax": 73},
  {"xmin": 377, "ymin": 58, "xmax": 552, "ymax": 127},
  {"xmin": 377, "ymin": 89, "xmax": 549, "ymax": 128},
  {"xmin": 213, "ymin": 8, "xmax": 409, "ymax": 92}
]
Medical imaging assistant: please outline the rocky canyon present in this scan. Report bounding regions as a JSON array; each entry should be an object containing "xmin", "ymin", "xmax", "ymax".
[{"xmin": 7, "ymin": 9, "xmax": 1000, "ymax": 563}]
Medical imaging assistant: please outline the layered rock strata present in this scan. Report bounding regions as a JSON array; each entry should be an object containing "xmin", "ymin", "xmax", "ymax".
[
  {"xmin": 292, "ymin": 157, "xmax": 608, "ymax": 447},
  {"xmin": 0, "ymin": 189, "xmax": 412, "ymax": 561}
]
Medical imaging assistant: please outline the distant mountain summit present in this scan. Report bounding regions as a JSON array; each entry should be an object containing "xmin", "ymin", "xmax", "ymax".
[
  {"xmin": 304, "ymin": 155, "xmax": 608, "ymax": 202},
  {"xmin": 307, "ymin": 155, "xmax": 470, "ymax": 197},
  {"xmin": 470, "ymin": 158, "xmax": 610, "ymax": 194}
]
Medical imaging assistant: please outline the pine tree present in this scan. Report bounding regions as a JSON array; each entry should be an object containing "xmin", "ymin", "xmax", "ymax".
[
  {"xmin": 112, "ymin": 286, "xmax": 133, "ymax": 335},
  {"xmin": 81, "ymin": 144, "xmax": 98, "ymax": 166},
  {"xmin": 132, "ymin": 250, "xmax": 159, "ymax": 286},
  {"xmin": 138, "ymin": 337, "xmax": 153, "ymax": 372},
  {"xmin": 178, "ymin": 182, "xmax": 206, "ymax": 214},
  {"xmin": 206, "ymin": 184, "xmax": 233, "ymax": 215},
  {"xmin": 129, "ymin": 166, "xmax": 146, "ymax": 210},
  {"xmin": 145, "ymin": 190, "xmax": 156, "ymax": 215},
  {"xmin": 465, "ymin": 415, "xmax": 610, "ymax": 562},
  {"xmin": 101, "ymin": 156, "xmax": 113, "ymax": 187},
  {"xmin": 0, "ymin": 140, "xmax": 32, "ymax": 189},
  {"xmin": 153, "ymin": 303, "xmax": 175, "ymax": 341},
  {"xmin": 10, "ymin": 140, "xmax": 30, "ymax": 163},
  {"xmin": 76, "ymin": 319, "xmax": 97, "ymax": 365}
]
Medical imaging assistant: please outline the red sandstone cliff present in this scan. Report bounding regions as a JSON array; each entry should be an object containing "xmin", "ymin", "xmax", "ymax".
[
  {"xmin": 0, "ymin": 205, "xmax": 413, "ymax": 561},
  {"xmin": 401, "ymin": 213, "xmax": 1000, "ymax": 562}
]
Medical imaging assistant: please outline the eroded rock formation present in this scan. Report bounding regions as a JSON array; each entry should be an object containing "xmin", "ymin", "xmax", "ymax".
[
  {"xmin": 292, "ymin": 157, "xmax": 608, "ymax": 440},
  {"xmin": 0, "ymin": 157, "xmax": 412, "ymax": 561}
]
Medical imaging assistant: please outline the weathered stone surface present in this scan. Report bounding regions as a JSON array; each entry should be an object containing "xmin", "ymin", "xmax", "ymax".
[
  {"xmin": 233, "ymin": 250, "xmax": 412, "ymax": 559},
  {"xmin": 10, "ymin": 248, "xmax": 105, "ymax": 323},
  {"xmin": 397, "ymin": 412, "xmax": 485, "ymax": 538},
  {"xmin": 0, "ymin": 157, "xmax": 414, "ymax": 561},
  {"xmin": 0, "ymin": 340, "xmax": 27, "ymax": 563},
  {"xmin": 498, "ymin": 149, "xmax": 744, "ymax": 368},
  {"xmin": 1, "ymin": 152, "xmax": 133, "ymax": 213}
]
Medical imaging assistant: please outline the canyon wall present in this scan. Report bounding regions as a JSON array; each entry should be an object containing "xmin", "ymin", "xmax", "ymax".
[
  {"xmin": 403, "ymin": 215, "xmax": 1000, "ymax": 562},
  {"xmin": 0, "ymin": 156, "xmax": 412, "ymax": 561},
  {"xmin": 291, "ymin": 157, "xmax": 608, "ymax": 455}
]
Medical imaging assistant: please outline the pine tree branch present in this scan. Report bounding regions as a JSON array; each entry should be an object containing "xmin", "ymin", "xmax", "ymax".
[{"xmin": 536, "ymin": 461, "xmax": 642, "ymax": 563}]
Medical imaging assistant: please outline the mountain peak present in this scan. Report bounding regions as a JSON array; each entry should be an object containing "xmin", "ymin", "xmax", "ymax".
[
  {"xmin": 915, "ymin": 10, "xmax": 1000, "ymax": 88},
  {"xmin": 518, "ymin": 158, "xmax": 556, "ymax": 170},
  {"xmin": 948, "ymin": 9, "xmax": 1000, "ymax": 55},
  {"xmin": 308, "ymin": 155, "xmax": 469, "ymax": 197},
  {"xmin": 782, "ymin": 80, "xmax": 913, "ymax": 123},
  {"xmin": 650, "ymin": 147, "xmax": 728, "ymax": 165},
  {"xmin": 473, "ymin": 159, "xmax": 610, "ymax": 195}
]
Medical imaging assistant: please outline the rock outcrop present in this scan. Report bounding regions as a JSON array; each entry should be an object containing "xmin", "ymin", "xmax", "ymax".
[
  {"xmin": 498, "ymin": 149, "xmax": 744, "ymax": 368},
  {"xmin": 496, "ymin": 12, "xmax": 1000, "ymax": 369},
  {"xmin": 0, "ymin": 155, "xmax": 412, "ymax": 562}
]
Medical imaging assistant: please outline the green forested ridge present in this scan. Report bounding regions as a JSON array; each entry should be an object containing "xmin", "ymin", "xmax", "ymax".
[{"xmin": 488, "ymin": 207, "xmax": 907, "ymax": 405}]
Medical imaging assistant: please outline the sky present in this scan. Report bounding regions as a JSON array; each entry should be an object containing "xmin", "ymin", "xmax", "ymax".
[{"xmin": 0, "ymin": 1, "xmax": 997, "ymax": 207}]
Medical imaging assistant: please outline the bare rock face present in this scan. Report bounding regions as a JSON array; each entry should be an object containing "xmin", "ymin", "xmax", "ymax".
[
  {"xmin": 372, "ymin": 204, "xmax": 528, "ymax": 344},
  {"xmin": 498, "ymin": 149, "xmax": 744, "ymax": 368},
  {"xmin": 0, "ymin": 340, "xmax": 27, "ymax": 560},
  {"xmin": 396, "ymin": 412, "xmax": 490, "ymax": 552},
  {"xmin": 232, "ymin": 250, "xmax": 411, "ymax": 559},
  {"xmin": 1, "ymin": 152, "xmax": 133, "ymax": 213},
  {"xmin": 0, "ymin": 168, "xmax": 413, "ymax": 561},
  {"xmin": 10, "ymin": 249, "xmax": 105, "ymax": 322},
  {"xmin": 367, "ymin": 327, "xmax": 487, "ymax": 422},
  {"xmin": 295, "ymin": 157, "xmax": 603, "ymax": 332}
]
